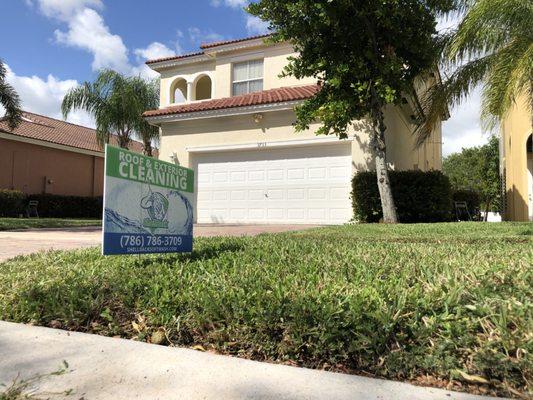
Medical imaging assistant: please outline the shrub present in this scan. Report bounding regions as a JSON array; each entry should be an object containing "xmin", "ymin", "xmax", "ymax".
[
  {"xmin": 0, "ymin": 190, "xmax": 27, "ymax": 217},
  {"xmin": 27, "ymin": 194, "xmax": 103, "ymax": 219},
  {"xmin": 452, "ymin": 189, "xmax": 481, "ymax": 221},
  {"xmin": 352, "ymin": 170, "xmax": 453, "ymax": 223}
]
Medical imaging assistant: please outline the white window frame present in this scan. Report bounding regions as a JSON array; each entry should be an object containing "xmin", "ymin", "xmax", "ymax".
[{"xmin": 232, "ymin": 59, "xmax": 264, "ymax": 96}]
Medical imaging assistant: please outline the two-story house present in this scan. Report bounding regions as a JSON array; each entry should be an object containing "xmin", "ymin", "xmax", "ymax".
[{"xmin": 143, "ymin": 34, "xmax": 443, "ymax": 225}]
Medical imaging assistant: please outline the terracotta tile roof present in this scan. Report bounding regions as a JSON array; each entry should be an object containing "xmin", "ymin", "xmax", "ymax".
[
  {"xmin": 143, "ymin": 84, "xmax": 319, "ymax": 119},
  {"xmin": 145, "ymin": 51, "xmax": 206, "ymax": 65},
  {"xmin": 0, "ymin": 111, "xmax": 145, "ymax": 154},
  {"xmin": 199, "ymin": 33, "xmax": 272, "ymax": 49},
  {"xmin": 145, "ymin": 34, "xmax": 272, "ymax": 65}
]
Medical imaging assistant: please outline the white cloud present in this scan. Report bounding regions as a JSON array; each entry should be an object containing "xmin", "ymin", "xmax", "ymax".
[
  {"xmin": 27, "ymin": 0, "xmax": 184, "ymax": 77},
  {"xmin": 245, "ymin": 15, "xmax": 269, "ymax": 35},
  {"xmin": 27, "ymin": 0, "xmax": 103, "ymax": 21},
  {"xmin": 188, "ymin": 27, "xmax": 225, "ymax": 46},
  {"xmin": 1, "ymin": 64, "xmax": 95, "ymax": 128},
  {"xmin": 54, "ymin": 8, "xmax": 130, "ymax": 73},
  {"xmin": 210, "ymin": 0, "xmax": 247, "ymax": 9},
  {"xmin": 134, "ymin": 42, "xmax": 176, "ymax": 62},
  {"xmin": 442, "ymin": 86, "xmax": 490, "ymax": 156},
  {"xmin": 131, "ymin": 42, "xmax": 180, "ymax": 79}
]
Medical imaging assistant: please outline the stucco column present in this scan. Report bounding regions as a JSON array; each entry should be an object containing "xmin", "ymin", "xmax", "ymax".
[{"xmin": 187, "ymin": 81, "xmax": 193, "ymax": 102}]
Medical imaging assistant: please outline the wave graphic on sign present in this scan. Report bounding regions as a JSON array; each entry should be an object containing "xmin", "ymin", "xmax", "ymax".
[
  {"xmin": 104, "ymin": 192, "xmax": 193, "ymax": 235},
  {"xmin": 168, "ymin": 190, "xmax": 194, "ymax": 234},
  {"xmin": 105, "ymin": 208, "xmax": 150, "ymax": 234}
]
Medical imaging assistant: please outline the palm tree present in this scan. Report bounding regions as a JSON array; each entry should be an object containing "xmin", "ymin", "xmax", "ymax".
[
  {"xmin": 0, "ymin": 59, "xmax": 22, "ymax": 129},
  {"xmin": 130, "ymin": 76, "xmax": 160, "ymax": 157},
  {"xmin": 62, "ymin": 70, "xmax": 139, "ymax": 149},
  {"xmin": 418, "ymin": 0, "xmax": 532, "ymax": 143}
]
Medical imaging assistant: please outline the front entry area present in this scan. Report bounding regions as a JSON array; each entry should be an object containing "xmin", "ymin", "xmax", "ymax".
[{"xmin": 193, "ymin": 143, "xmax": 353, "ymax": 225}]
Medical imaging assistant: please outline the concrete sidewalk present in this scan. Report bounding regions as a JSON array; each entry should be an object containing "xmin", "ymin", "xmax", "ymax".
[{"xmin": 0, "ymin": 321, "xmax": 501, "ymax": 400}]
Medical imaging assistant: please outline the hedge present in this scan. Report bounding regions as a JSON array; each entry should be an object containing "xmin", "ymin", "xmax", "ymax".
[
  {"xmin": 352, "ymin": 170, "xmax": 453, "ymax": 223},
  {"xmin": 0, "ymin": 190, "xmax": 27, "ymax": 217},
  {"xmin": 27, "ymin": 194, "xmax": 103, "ymax": 219},
  {"xmin": 0, "ymin": 190, "xmax": 102, "ymax": 219}
]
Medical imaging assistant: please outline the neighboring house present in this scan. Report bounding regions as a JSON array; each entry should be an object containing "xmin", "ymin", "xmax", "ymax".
[
  {"xmin": 501, "ymin": 95, "xmax": 533, "ymax": 221},
  {"xmin": 144, "ymin": 34, "xmax": 444, "ymax": 225},
  {"xmin": 0, "ymin": 111, "xmax": 146, "ymax": 197}
]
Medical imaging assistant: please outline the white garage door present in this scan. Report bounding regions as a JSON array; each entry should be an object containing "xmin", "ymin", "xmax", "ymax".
[{"xmin": 194, "ymin": 143, "xmax": 353, "ymax": 225}]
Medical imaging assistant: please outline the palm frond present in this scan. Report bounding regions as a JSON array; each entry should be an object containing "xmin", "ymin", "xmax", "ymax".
[
  {"xmin": 0, "ymin": 60, "xmax": 22, "ymax": 130},
  {"xmin": 416, "ymin": 54, "xmax": 494, "ymax": 146},
  {"xmin": 481, "ymin": 37, "xmax": 532, "ymax": 130},
  {"xmin": 448, "ymin": 0, "xmax": 532, "ymax": 61}
]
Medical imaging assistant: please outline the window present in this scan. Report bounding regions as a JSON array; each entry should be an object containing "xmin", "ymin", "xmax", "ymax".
[{"xmin": 232, "ymin": 60, "xmax": 263, "ymax": 96}]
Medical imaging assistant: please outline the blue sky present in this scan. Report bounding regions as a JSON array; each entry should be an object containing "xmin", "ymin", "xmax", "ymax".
[{"xmin": 0, "ymin": 0, "xmax": 488, "ymax": 155}]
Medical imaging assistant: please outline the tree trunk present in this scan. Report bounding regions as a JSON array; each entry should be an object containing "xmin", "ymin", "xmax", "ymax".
[
  {"xmin": 484, "ymin": 198, "xmax": 491, "ymax": 222},
  {"xmin": 143, "ymin": 139, "xmax": 153, "ymax": 157},
  {"xmin": 372, "ymin": 109, "xmax": 398, "ymax": 223},
  {"xmin": 118, "ymin": 131, "xmax": 130, "ymax": 149}
]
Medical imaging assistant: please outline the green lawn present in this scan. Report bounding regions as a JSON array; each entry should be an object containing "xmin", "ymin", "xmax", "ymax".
[
  {"xmin": 0, "ymin": 222, "xmax": 531, "ymax": 397},
  {"xmin": 0, "ymin": 218, "xmax": 101, "ymax": 231}
]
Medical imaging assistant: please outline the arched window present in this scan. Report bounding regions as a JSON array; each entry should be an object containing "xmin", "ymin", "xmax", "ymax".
[
  {"xmin": 170, "ymin": 78, "xmax": 187, "ymax": 104},
  {"xmin": 195, "ymin": 75, "xmax": 212, "ymax": 101}
]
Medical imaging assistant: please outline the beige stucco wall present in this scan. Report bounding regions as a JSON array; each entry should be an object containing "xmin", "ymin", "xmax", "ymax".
[
  {"xmin": 501, "ymin": 94, "xmax": 532, "ymax": 221},
  {"xmin": 158, "ymin": 107, "xmax": 438, "ymax": 174},
  {"xmin": 158, "ymin": 42, "xmax": 316, "ymax": 107}
]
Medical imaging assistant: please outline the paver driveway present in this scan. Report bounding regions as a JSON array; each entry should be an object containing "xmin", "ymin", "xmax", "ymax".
[{"xmin": 0, "ymin": 224, "xmax": 319, "ymax": 262}]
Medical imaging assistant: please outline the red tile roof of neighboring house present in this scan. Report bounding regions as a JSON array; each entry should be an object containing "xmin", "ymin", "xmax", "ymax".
[
  {"xmin": 0, "ymin": 111, "xmax": 146, "ymax": 154},
  {"xmin": 143, "ymin": 84, "xmax": 319, "ymax": 118},
  {"xmin": 145, "ymin": 34, "xmax": 272, "ymax": 65}
]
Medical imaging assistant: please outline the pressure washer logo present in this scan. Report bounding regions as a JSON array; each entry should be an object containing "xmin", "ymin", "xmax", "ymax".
[{"xmin": 141, "ymin": 189, "xmax": 169, "ymax": 233}]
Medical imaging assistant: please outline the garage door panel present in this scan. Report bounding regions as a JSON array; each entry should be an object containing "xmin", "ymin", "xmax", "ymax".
[
  {"xmin": 194, "ymin": 144, "xmax": 352, "ymax": 225},
  {"xmin": 330, "ymin": 208, "xmax": 352, "ymax": 221},
  {"xmin": 308, "ymin": 188, "xmax": 327, "ymax": 200},
  {"xmin": 309, "ymin": 167, "xmax": 327, "ymax": 179},
  {"xmin": 249, "ymin": 209, "xmax": 265, "ymax": 220},
  {"xmin": 267, "ymin": 209, "xmax": 284, "ymax": 220},
  {"xmin": 248, "ymin": 170, "xmax": 265, "ymax": 182},
  {"xmin": 330, "ymin": 187, "xmax": 351, "ymax": 200},
  {"xmin": 330, "ymin": 166, "xmax": 351, "ymax": 178},
  {"xmin": 247, "ymin": 190, "xmax": 263, "ymax": 201},
  {"xmin": 231, "ymin": 190, "xmax": 246, "ymax": 201},
  {"xmin": 308, "ymin": 209, "xmax": 327, "ymax": 220},
  {"xmin": 288, "ymin": 209, "xmax": 306, "ymax": 221},
  {"xmin": 230, "ymin": 171, "xmax": 246, "ymax": 182},
  {"xmin": 267, "ymin": 169, "xmax": 284, "ymax": 180},
  {"xmin": 213, "ymin": 191, "xmax": 229, "ymax": 201},
  {"xmin": 287, "ymin": 189, "xmax": 305, "ymax": 200},
  {"xmin": 287, "ymin": 168, "xmax": 305, "ymax": 180}
]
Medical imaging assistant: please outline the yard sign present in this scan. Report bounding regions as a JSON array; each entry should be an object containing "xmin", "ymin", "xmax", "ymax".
[{"xmin": 102, "ymin": 145, "xmax": 194, "ymax": 255}]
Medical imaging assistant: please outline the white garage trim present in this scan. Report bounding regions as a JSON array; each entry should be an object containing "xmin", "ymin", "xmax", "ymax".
[
  {"xmin": 193, "ymin": 143, "xmax": 353, "ymax": 225},
  {"xmin": 187, "ymin": 136, "xmax": 353, "ymax": 154}
]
